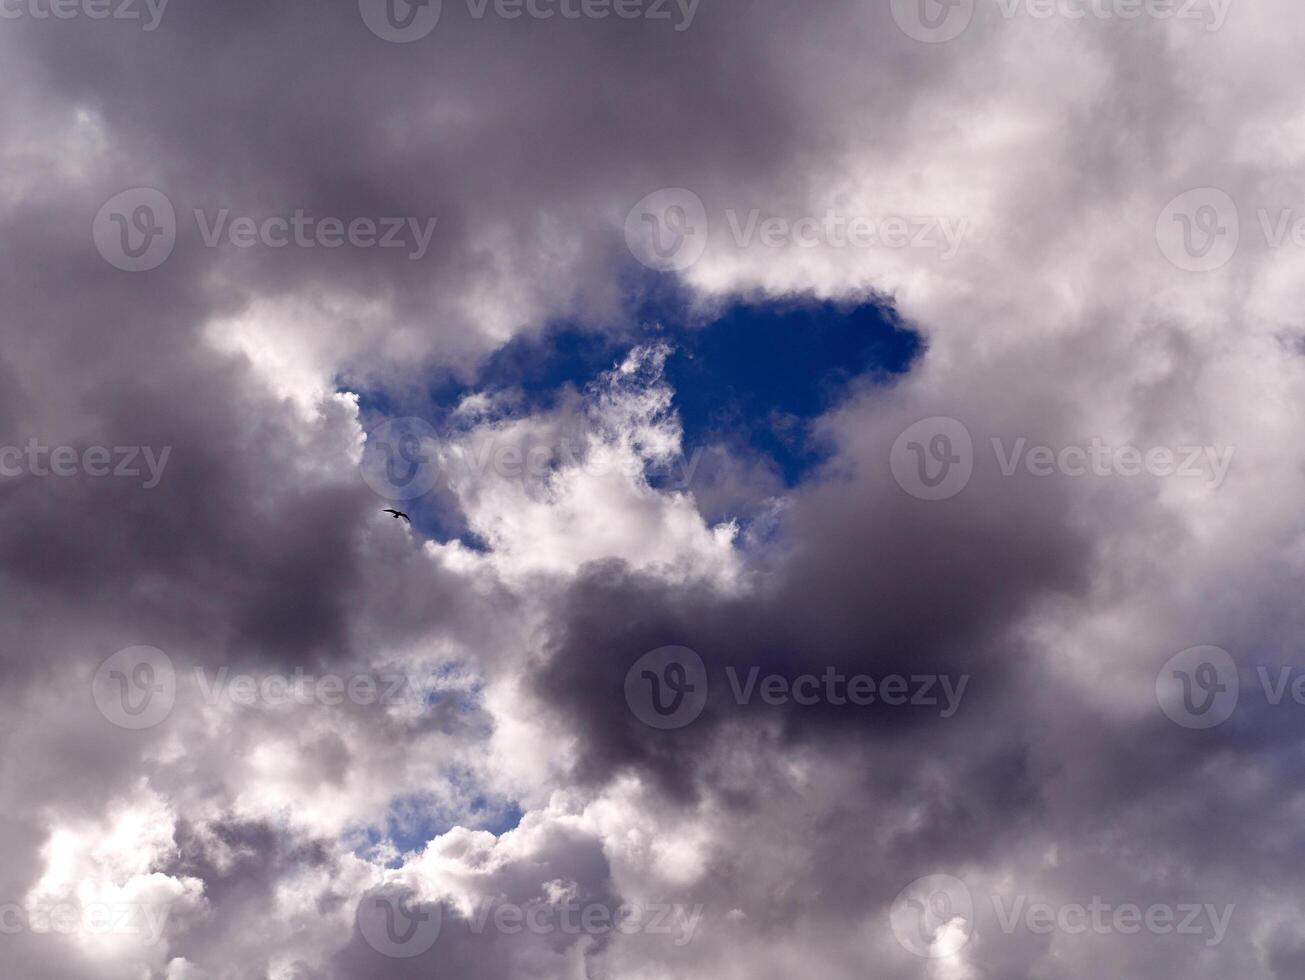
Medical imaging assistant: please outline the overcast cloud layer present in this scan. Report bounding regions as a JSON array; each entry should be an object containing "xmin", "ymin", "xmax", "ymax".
[{"xmin": 3, "ymin": 0, "xmax": 1305, "ymax": 977}]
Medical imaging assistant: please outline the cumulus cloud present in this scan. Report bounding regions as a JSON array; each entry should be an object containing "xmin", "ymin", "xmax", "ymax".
[{"xmin": 3, "ymin": 0, "xmax": 1305, "ymax": 978}]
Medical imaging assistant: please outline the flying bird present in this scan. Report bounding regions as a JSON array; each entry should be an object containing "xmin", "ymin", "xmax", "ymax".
[{"xmin": 383, "ymin": 509, "xmax": 411, "ymax": 523}]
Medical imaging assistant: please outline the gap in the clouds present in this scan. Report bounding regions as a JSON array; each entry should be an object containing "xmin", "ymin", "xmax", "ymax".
[
  {"xmin": 346, "ymin": 285, "xmax": 921, "ymax": 543},
  {"xmin": 431, "ymin": 288, "xmax": 921, "ymax": 487},
  {"xmin": 658, "ymin": 296, "xmax": 921, "ymax": 485},
  {"xmin": 352, "ymin": 794, "xmax": 525, "ymax": 867}
]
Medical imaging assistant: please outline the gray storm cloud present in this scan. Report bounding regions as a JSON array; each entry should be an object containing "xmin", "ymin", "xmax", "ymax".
[{"xmin": 3, "ymin": 0, "xmax": 1305, "ymax": 978}]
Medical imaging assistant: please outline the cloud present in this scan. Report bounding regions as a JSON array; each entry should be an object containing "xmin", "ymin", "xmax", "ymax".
[{"xmin": 4, "ymin": 0, "xmax": 1305, "ymax": 977}]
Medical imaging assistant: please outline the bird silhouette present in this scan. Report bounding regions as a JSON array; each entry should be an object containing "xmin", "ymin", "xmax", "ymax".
[{"xmin": 383, "ymin": 509, "xmax": 412, "ymax": 523}]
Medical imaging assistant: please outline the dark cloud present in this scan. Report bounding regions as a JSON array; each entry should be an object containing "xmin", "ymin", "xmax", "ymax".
[{"xmin": 3, "ymin": 0, "xmax": 1304, "ymax": 977}]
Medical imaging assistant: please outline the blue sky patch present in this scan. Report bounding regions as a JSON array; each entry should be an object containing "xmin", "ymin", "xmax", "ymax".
[{"xmin": 350, "ymin": 293, "xmax": 920, "ymax": 539}]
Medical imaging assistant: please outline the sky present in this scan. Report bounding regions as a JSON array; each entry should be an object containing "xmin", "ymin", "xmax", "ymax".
[{"xmin": 2, "ymin": 1, "xmax": 1305, "ymax": 978}]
